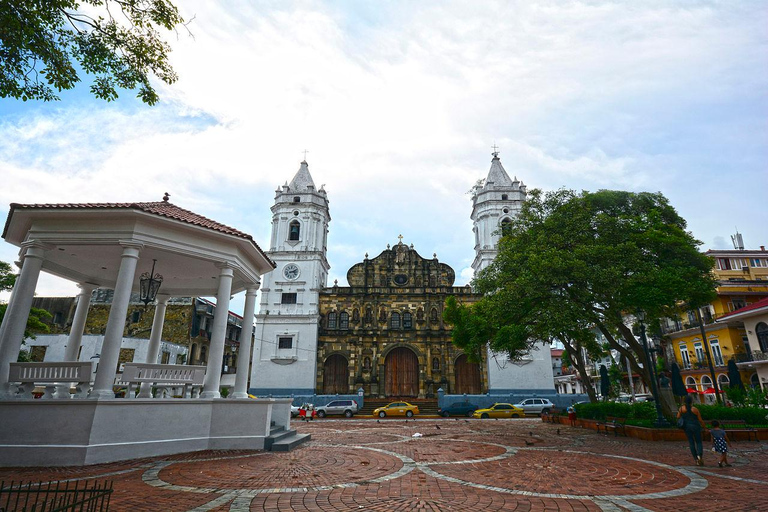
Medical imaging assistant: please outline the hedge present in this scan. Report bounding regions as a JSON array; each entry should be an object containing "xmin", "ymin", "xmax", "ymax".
[{"xmin": 574, "ymin": 402, "xmax": 768, "ymax": 427}]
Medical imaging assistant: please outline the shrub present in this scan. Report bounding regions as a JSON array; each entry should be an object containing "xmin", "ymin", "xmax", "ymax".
[
  {"xmin": 574, "ymin": 402, "xmax": 657, "ymax": 421},
  {"xmin": 697, "ymin": 405, "xmax": 768, "ymax": 427}
]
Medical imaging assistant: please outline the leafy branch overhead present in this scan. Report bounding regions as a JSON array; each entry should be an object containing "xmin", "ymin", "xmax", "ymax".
[
  {"xmin": 0, "ymin": 0, "xmax": 189, "ymax": 105},
  {"xmin": 444, "ymin": 189, "xmax": 717, "ymax": 393}
]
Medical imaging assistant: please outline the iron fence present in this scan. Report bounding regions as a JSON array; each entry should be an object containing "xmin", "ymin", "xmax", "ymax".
[{"xmin": 0, "ymin": 480, "xmax": 112, "ymax": 512}]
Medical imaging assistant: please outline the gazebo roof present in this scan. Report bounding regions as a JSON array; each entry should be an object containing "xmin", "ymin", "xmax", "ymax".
[{"xmin": 2, "ymin": 200, "xmax": 275, "ymax": 296}]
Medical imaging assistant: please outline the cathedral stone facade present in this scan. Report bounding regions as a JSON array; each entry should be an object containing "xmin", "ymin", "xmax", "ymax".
[
  {"xmin": 317, "ymin": 242, "xmax": 483, "ymax": 398},
  {"xmin": 250, "ymin": 154, "xmax": 555, "ymax": 398}
]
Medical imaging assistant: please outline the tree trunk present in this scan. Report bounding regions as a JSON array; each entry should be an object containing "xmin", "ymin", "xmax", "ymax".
[{"xmin": 560, "ymin": 337, "xmax": 598, "ymax": 402}]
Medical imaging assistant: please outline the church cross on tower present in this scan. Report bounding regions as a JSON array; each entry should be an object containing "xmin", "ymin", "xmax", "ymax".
[
  {"xmin": 398, "ymin": 234, "xmax": 403, "ymax": 244},
  {"xmin": 491, "ymin": 143, "xmax": 500, "ymax": 158},
  {"xmin": 302, "ymin": 149, "xmax": 309, "ymax": 161}
]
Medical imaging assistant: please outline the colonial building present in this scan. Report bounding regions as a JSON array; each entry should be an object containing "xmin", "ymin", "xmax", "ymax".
[
  {"xmin": 250, "ymin": 154, "xmax": 556, "ymax": 398},
  {"xmin": 317, "ymin": 241, "xmax": 481, "ymax": 398}
]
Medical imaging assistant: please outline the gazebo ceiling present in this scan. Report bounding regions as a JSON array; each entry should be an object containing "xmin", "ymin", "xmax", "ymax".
[{"xmin": 2, "ymin": 202, "xmax": 276, "ymax": 296}]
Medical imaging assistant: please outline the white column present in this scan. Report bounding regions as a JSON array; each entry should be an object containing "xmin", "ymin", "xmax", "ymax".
[
  {"xmin": 63, "ymin": 284, "xmax": 98, "ymax": 362},
  {"xmin": 136, "ymin": 294, "xmax": 171, "ymax": 398},
  {"xmin": 201, "ymin": 264, "xmax": 234, "ymax": 399},
  {"xmin": 231, "ymin": 284, "xmax": 259, "ymax": 398},
  {"xmin": 145, "ymin": 294, "xmax": 170, "ymax": 364},
  {"xmin": 90, "ymin": 242, "xmax": 142, "ymax": 399},
  {"xmin": 53, "ymin": 283, "xmax": 97, "ymax": 399},
  {"xmin": 0, "ymin": 242, "xmax": 49, "ymax": 398}
]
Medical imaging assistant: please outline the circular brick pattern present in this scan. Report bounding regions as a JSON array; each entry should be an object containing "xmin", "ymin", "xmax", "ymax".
[
  {"xmin": 309, "ymin": 430, "xmax": 406, "ymax": 445},
  {"xmin": 380, "ymin": 438, "xmax": 509, "ymax": 463},
  {"xmin": 159, "ymin": 446, "xmax": 403, "ymax": 490}
]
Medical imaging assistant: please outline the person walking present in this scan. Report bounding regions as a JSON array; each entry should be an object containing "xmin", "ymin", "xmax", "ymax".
[
  {"xmin": 710, "ymin": 420, "xmax": 732, "ymax": 468},
  {"xmin": 677, "ymin": 394, "xmax": 706, "ymax": 465},
  {"xmin": 567, "ymin": 405, "xmax": 577, "ymax": 427}
]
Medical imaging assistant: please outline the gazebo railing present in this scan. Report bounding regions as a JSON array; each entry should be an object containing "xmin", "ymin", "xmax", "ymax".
[
  {"xmin": 118, "ymin": 363, "xmax": 206, "ymax": 398},
  {"xmin": 9, "ymin": 362, "xmax": 93, "ymax": 399}
]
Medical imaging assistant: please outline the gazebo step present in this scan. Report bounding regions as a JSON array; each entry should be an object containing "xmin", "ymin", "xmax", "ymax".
[{"xmin": 270, "ymin": 433, "xmax": 311, "ymax": 452}]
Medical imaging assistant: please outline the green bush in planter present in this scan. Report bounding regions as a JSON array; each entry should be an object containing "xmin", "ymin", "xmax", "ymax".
[{"xmin": 696, "ymin": 405, "xmax": 768, "ymax": 426}]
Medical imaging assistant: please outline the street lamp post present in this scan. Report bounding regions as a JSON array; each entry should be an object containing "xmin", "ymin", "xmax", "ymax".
[{"xmin": 637, "ymin": 311, "xmax": 670, "ymax": 427}]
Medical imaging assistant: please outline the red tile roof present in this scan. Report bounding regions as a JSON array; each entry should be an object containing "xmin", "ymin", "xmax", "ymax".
[
  {"xmin": 3, "ymin": 201, "xmax": 275, "ymax": 267},
  {"xmin": 717, "ymin": 296, "xmax": 768, "ymax": 321}
]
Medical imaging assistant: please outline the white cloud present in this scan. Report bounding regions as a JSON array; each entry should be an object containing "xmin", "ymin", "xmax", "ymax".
[{"xmin": 1, "ymin": 1, "xmax": 766, "ymax": 300}]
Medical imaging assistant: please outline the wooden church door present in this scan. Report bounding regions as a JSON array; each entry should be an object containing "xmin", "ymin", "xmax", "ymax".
[
  {"xmin": 323, "ymin": 354, "xmax": 349, "ymax": 394},
  {"xmin": 454, "ymin": 354, "xmax": 482, "ymax": 394},
  {"xmin": 385, "ymin": 347, "xmax": 418, "ymax": 397}
]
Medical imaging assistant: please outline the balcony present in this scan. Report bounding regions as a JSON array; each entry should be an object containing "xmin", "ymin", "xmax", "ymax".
[{"xmin": 730, "ymin": 351, "xmax": 768, "ymax": 363}]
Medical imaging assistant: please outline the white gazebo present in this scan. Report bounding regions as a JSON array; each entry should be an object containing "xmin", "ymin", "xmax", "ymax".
[{"xmin": 0, "ymin": 198, "xmax": 296, "ymax": 466}]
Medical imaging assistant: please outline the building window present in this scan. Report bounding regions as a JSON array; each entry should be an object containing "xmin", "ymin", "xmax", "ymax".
[
  {"xmin": 131, "ymin": 310, "xmax": 141, "ymax": 323},
  {"xmin": 701, "ymin": 374, "xmax": 713, "ymax": 391},
  {"xmin": 679, "ymin": 344, "xmax": 691, "ymax": 369},
  {"xmin": 289, "ymin": 220, "xmax": 300, "ymax": 241},
  {"xmin": 430, "ymin": 307, "xmax": 439, "ymax": 322},
  {"xmin": 417, "ymin": 308, "xmax": 424, "ymax": 321},
  {"xmin": 327, "ymin": 312, "xmax": 337, "ymax": 329},
  {"xmin": 293, "ymin": 196, "xmax": 300, "ymax": 203},
  {"xmin": 718, "ymin": 374, "xmax": 729, "ymax": 389},
  {"xmin": 53, "ymin": 312, "xmax": 63, "ymax": 325},
  {"xmin": 750, "ymin": 258, "xmax": 766, "ymax": 268},
  {"xmin": 390, "ymin": 312, "xmax": 401, "ymax": 329},
  {"xmin": 364, "ymin": 307, "xmax": 373, "ymax": 324},
  {"xmin": 281, "ymin": 293, "xmax": 297, "ymax": 304},
  {"xmin": 501, "ymin": 194, "xmax": 508, "ymax": 200},
  {"xmin": 403, "ymin": 312, "xmax": 412, "ymax": 329},
  {"xmin": 694, "ymin": 342, "xmax": 705, "ymax": 364},
  {"xmin": 500, "ymin": 217, "xmax": 512, "ymax": 236},
  {"xmin": 756, "ymin": 322, "xmax": 768, "ymax": 352},
  {"xmin": 278, "ymin": 337, "xmax": 293, "ymax": 349},
  {"xmin": 710, "ymin": 340, "xmax": 724, "ymax": 366},
  {"xmin": 717, "ymin": 258, "xmax": 731, "ymax": 270},
  {"xmin": 339, "ymin": 311, "xmax": 349, "ymax": 329},
  {"xmin": 729, "ymin": 298, "xmax": 747, "ymax": 311},
  {"xmin": 161, "ymin": 351, "xmax": 170, "ymax": 364},
  {"xmin": 352, "ymin": 308, "xmax": 360, "ymax": 322},
  {"xmin": 432, "ymin": 357, "xmax": 440, "ymax": 371}
]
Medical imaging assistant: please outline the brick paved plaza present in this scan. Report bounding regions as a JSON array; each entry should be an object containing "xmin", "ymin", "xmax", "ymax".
[{"xmin": 2, "ymin": 418, "xmax": 766, "ymax": 511}]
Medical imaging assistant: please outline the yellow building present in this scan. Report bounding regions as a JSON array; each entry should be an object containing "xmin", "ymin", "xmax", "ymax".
[{"xmin": 664, "ymin": 246, "xmax": 768, "ymax": 395}]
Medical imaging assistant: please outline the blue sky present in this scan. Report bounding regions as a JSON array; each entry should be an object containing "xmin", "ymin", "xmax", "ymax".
[{"xmin": 1, "ymin": 1, "xmax": 767, "ymax": 312}]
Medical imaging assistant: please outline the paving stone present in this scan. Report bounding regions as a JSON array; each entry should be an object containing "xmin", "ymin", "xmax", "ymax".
[{"xmin": 0, "ymin": 419, "xmax": 765, "ymax": 511}]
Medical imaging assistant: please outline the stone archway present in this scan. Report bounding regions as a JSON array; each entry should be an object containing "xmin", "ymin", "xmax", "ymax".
[
  {"xmin": 323, "ymin": 354, "xmax": 349, "ymax": 394},
  {"xmin": 384, "ymin": 347, "xmax": 418, "ymax": 397},
  {"xmin": 454, "ymin": 354, "xmax": 482, "ymax": 394}
]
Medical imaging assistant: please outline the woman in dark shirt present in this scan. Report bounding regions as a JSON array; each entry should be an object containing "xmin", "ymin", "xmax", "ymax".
[{"xmin": 677, "ymin": 394, "xmax": 706, "ymax": 465}]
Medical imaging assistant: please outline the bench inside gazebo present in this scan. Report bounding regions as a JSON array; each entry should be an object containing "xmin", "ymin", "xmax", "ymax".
[{"xmin": 0, "ymin": 199, "xmax": 294, "ymax": 466}]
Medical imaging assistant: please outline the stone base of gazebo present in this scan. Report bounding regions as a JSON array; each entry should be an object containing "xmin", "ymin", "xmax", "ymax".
[{"xmin": 0, "ymin": 398, "xmax": 291, "ymax": 466}]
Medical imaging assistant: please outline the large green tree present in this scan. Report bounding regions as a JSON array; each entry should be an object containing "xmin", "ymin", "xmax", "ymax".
[
  {"xmin": 0, "ymin": 0, "xmax": 186, "ymax": 105},
  {"xmin": 444, "ymin": 189, "xmax": 716, "ymax": 396},
  {"xmin": 0, "ymin": 261, "xmax": 51, "ymax": 352}
]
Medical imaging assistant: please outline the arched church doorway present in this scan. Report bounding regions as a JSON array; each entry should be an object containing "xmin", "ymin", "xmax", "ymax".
[
  {"xmin": 323, "ymin": 354, "xmax": 349, "ymax": 394},
  {"xmin": 454, "ymin": 354, "xmax": 482, "ymax": 394},
  {"xmin": 385, "ymin": 347, "xmax": 418, "ymax": 397}
]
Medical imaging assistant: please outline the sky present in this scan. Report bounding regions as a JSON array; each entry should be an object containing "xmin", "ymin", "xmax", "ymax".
[{"xmin": 1, "ymin": 1, "xmax": 767, "ymax": 314}]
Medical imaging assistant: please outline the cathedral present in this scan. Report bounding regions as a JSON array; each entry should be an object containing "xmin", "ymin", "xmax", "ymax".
[{"xmin": 249, "ymin": 154, "xmax": 555, "ymax": 398}]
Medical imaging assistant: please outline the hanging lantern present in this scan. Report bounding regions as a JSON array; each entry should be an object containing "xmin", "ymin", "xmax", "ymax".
[{"xmin": 139, "ymin": 259, "xmax": 163, "ymax": 306}]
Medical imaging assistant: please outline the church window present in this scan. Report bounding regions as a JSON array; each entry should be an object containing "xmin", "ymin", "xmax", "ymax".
[
  {"xmin": 390, "ymin": 312, "xmax": 401, "ymax": 329},
  {"xmin": 293, "ymin": 196, "xmax": 300, "ymax": 203},
  {"xmin": 281, "ymin": 293, "xmax": 297, "ymax": 304},
  {"xmin": 394, "ymin": 274, "xmax": 408, "ymax": 286},
  {"xmin": 501, "ymin": 194, "xmax": 508, "ymax": 200},
  {"xmin": 363, "ymin": 357, "xmax": 371, "ymax": 370},
  {"xmin": 432, "ymin": 357, "xmax": 440, "ymax": 371},
  {"xmin": 403, "ymin": 312, "xmax": 412, "ymax": 329},
  {"xmin": 429, "ymin": 276, "xmax": 437, "ymax": 287},
  {"xmin": 278, "ymin": 336, "xmax": 293, "ymax": 349},
  {"xmin": 364, "ymin": 307, "xmax": 373, "ymax": 324},
  {"xmin": 500, "ymin": 217, "xmax": 512, "ymax": 236},
  {"xmin": 430, "ymin": 307, "xmax": 439, "ymax": 322},
  {"xmin": 289, "ymin": 220, "xmax": 300, "ymax": 241},
  {"xmin": 327, "ymin": 312, "xmax": 337, "ymax": 329},
  {"xmin": 339, "ymin": 311, "xmax": 349, "ymax": 329},
  {"xmin": 379, "ymin": 308, "xmax": 387, "ymax": 322},
  {"xmin": 352, "ymin": 308, "xmax": 360, "ymax": 322}
]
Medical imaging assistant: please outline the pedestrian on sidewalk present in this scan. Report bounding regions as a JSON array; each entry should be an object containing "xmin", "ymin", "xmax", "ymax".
[
  {"xmin": 677, "ymin": 394, "xmax": 706, "ymax": 466},
  {"xmin": 567, "ymin": 405, "xmax": 577, "ymax": 427},
  {"xmin": 710, "ymin": 420, "xmax": 732, "ymax": 467}
]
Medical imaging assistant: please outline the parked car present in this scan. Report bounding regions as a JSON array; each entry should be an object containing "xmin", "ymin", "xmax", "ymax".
[
  {"xmin": 438, "ymin": 401, "xmax": 479, "ymax": 417},
  {"xmin": 315, "ymin": 399, "xmax": 359, "ymax": 418},
  {"xmin": 472, "ymin": 403, "xmax": 524, "ymax": 419},
  {"xmin": 373, "ymin": 402, "xmax": 419, "ymax": 418},
  {"xmin": 515, "ymin": 398, "xmax": 554, "ymax": 415}
]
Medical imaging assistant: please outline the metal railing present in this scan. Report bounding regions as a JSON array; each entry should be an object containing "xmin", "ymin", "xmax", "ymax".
[{"xmin": 0, "ymin": 480, "xmax": 112, "ymax": 512}]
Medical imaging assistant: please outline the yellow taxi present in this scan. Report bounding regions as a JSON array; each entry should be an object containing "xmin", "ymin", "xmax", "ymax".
[
  {"xmin": 373, "ymin": 401, "xmax": 419, "ymax": 418},
  {"xmin": 472, "ymin": 403, "xmax": 524, "ymax": 419}
]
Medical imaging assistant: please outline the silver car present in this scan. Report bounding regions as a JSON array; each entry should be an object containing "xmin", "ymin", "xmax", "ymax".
[
  {"xmin": 315, "ymin": 399, "xmax": 359, "ymax": 418},
  {"xmin": 515, "ymin": 398, "xmax": 554, "ymax": 415}
]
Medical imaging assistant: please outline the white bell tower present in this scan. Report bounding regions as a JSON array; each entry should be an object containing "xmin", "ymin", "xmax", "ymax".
[
  {"xmin": 250, "ymin": 160, "xmax": 330, "ymax": 395},
  {"xmin": 470, "ymin": 150, "xmax": 555, "ymax": 395}
]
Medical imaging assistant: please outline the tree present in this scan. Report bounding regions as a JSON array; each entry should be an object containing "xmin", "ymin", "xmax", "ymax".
[
  {"xmin": 0, "ymin": 303, "xmax": 52, "ymax": 341},
  {"xmin": 1, "ymin": 0, "xmax": 187, "ymax": 105},
  {"xmin": 444, "ymin": 189, "xmax": 717, "ymax": 393},
  {"xmin": 0, "ymin": 260, "xmax": 16, "ymax": 291}
]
